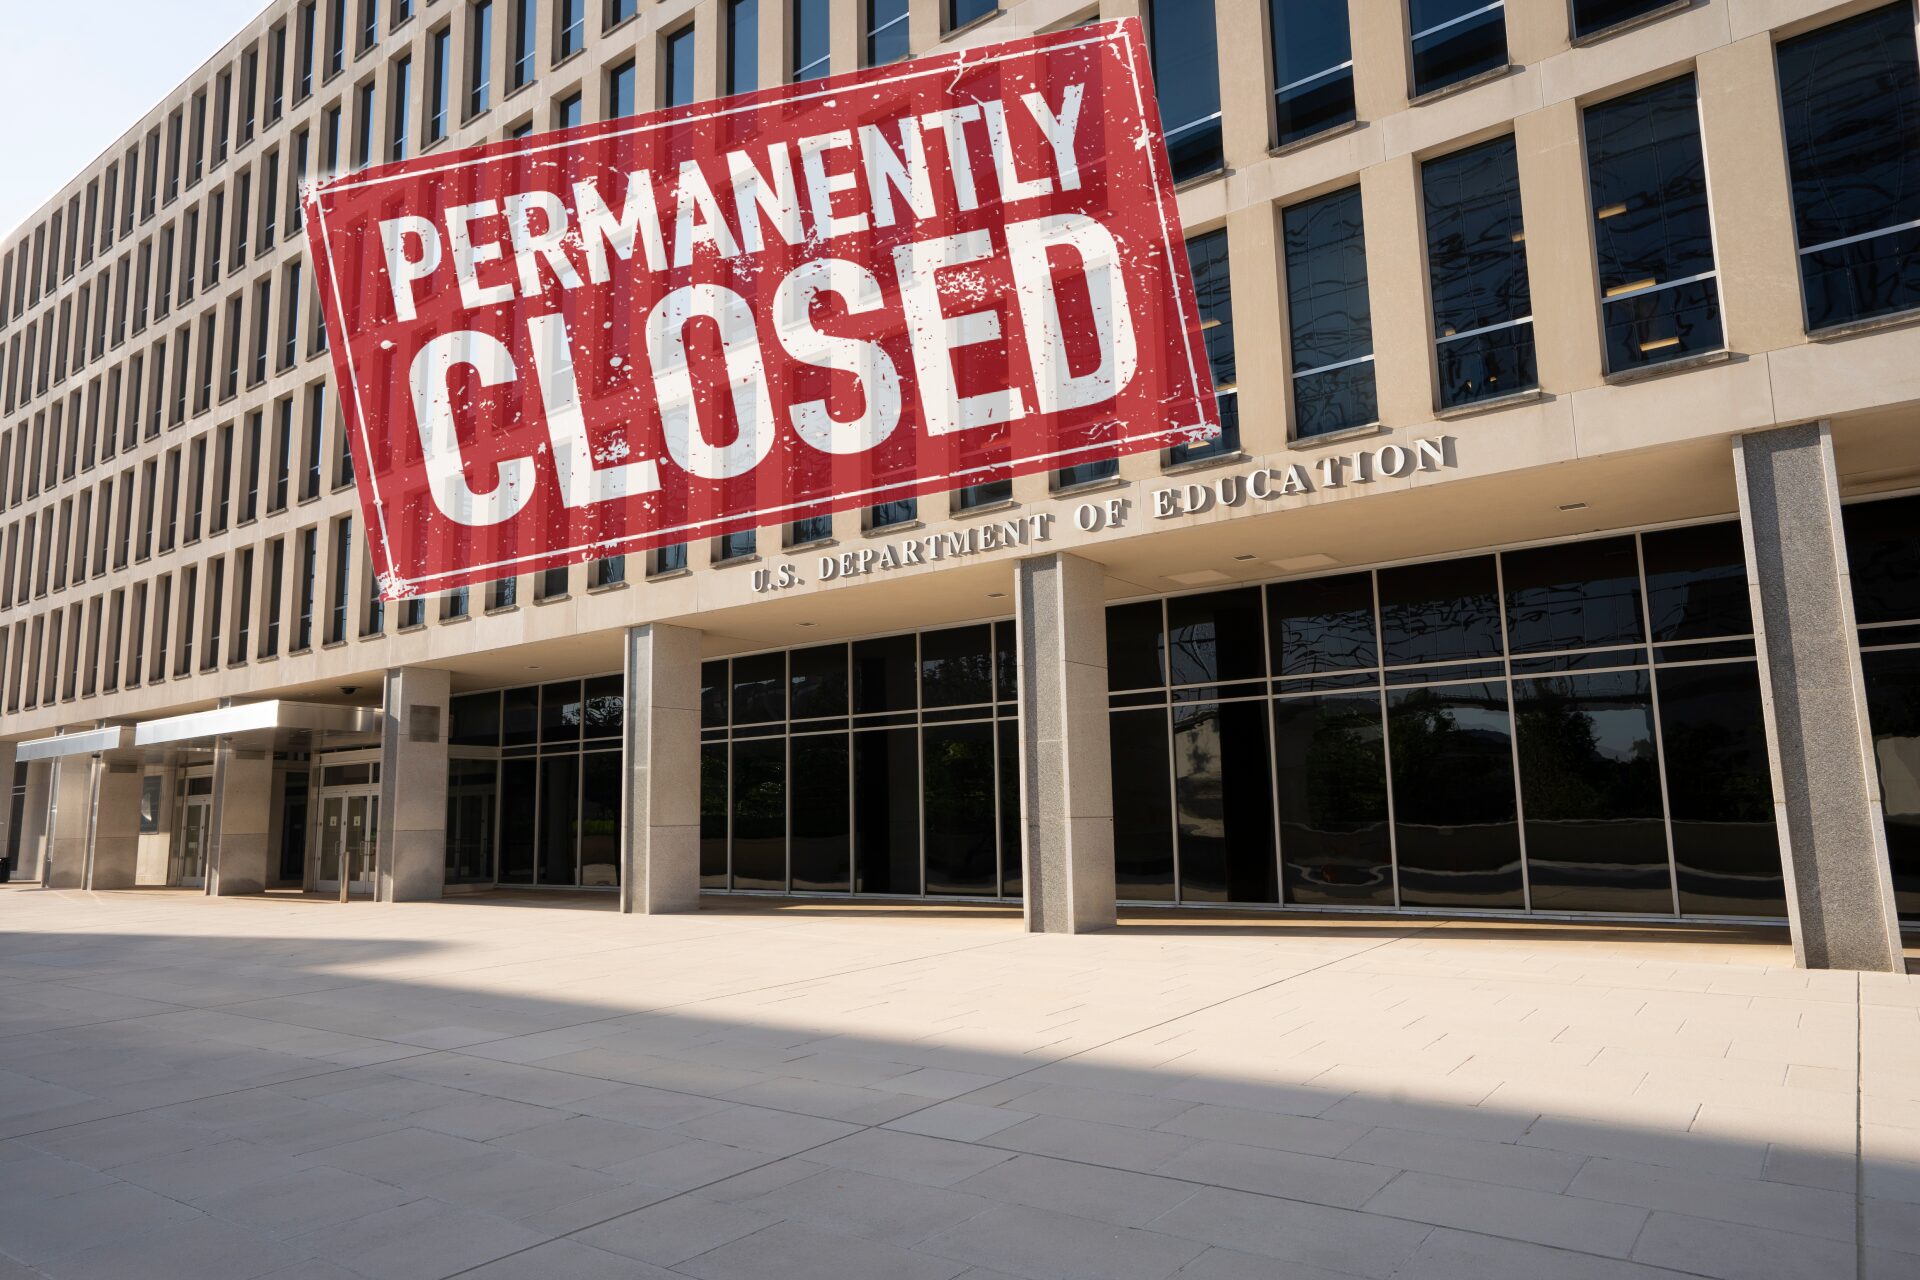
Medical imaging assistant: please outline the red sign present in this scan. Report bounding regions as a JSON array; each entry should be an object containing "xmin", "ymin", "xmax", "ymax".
[{"xmin": 304, "ymin": 18, "xmax": 1217, "ymax": 597}]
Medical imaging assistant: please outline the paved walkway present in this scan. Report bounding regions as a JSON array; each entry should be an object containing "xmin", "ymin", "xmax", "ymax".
[{"xmin": 0, "ymin": 887, "xmax": 1914, "ymax": 1280}]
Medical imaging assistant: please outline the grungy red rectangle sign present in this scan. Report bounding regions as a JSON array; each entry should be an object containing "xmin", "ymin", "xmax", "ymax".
[{"xmin": 303, "ymin": 18, "xmax": 1218, "ymax": 597}]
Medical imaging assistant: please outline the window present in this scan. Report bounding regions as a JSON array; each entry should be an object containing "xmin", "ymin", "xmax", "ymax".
[
  {"xmin": 1147, "ymin": 0, "xmax": 1221, "ymax": 183},
  {"xmin": 954, "ymin": 480, "xmax": 1011, "ymax": 510},
  {"xmin": 590, "ymin": 556, "xmax": 625, "ymax": 587},
  {"xmin": 1408, "ymin": 0, "xmax": 1507, "ymax": 98},
  {"xmin": 538, "ymin": 565, "xmax": 568, "ymax": 598},
  {"xmin": 354, "ymin": 80, "xmax": 377, "ymax": 168},
  {"xmin": 297, "ymin": 2, "xmax": 317, "ymax": 99},
  {"xmin": 717, "ymin": 529, "xmax": 757, "ymax": 561},
  {"xmin": 650, "ymin": 543, "xmax": 688, "ymax": 575},
  {"xmin": 427, "ymin": 27, "xmax": 452, "ymax": 143},
  {"xmin": 290, "ymin": 130, "xmax": 309, "ymax": 232},
  {"xmin": 272, "ymin": 397, "xmax": 295, "ymax": 512},
  {"xmin": 788, "ymin": 515, "xmax": 832, "ymax": 546},
  {"xmin": 242, "ymin": 411, "xmax": 262, "ymax": 521},
  {"xmin": 1584, "ymin": 75, "xmax": 1721, "ymax": 372},
  {"xmin": 1269, "ymin": 0, "xmax": 1354, "ymax": 149},
  {"xmin": 948, "ymin": 0, "xmax": 993, "ymax": 30},
  {"xmin": 1054, "ymin": 458, "xmax": 1118, "ymax": 490},
  {"xmin": 469, "ymin": 1, "xmax": 493, "ymax": 117},
  {"xmin": 511, "ymin": 0, "xmax": 537, "ymax": 88},
  {"xmin": 728, "ymin": 0, "xmax": 757, "ymax": 94},
  {"xmin": 328, "ymin": 517, "xmax": 352, "ymax": 643},
  {"xmin": 556, "ymin": 93, "xmax": 582, "ymax": 129},
  {"xmin": 664, "ymin": 26, "xmax": 696, "ymax": 107},
  {"xmin": 240, "ymin": 50, "xmax": 258, "ymax": 144},
  {"xmin": 328, "ymin": 0, "xmax": 347, "ymax": 75},
  {"xmin": 1572, "ymin": 0, "xmax": 1678, "ymax": 40},
  {"xmin": 296, "ymin": 526, "xmax": 317, "ymax": 650},
  {"xmin": 489, "ymin": 575, "xmax": 518, "ymax": 608},
  {"xmin": 607, "ymin": 59, "xmax": 636, "ymax": 119},
  {"xmin": 261, "ymin": 151, "xmax": 280, "ymax": 248},
  {"xmin": 267, "ymin": 24, "xmax": 287, "ymax": 123},
  {"xmin": 558, "ymin": 0, "xmax": 585, "ymax": 59},
  {"xmin": 390, "ymin": 56, "xmax": 412, "ymax": 161},
  {"xmin": 1167, "ymin": 229, "xmax": 1237, "ymax": 464},
  {"xmin": 1423, "ymin": 135, "xmax": 1534, "ymax": 409},
  {"xmin": 282, "ymin": 262, "xmax": 302, "ymax": 370},
  {"xmin": 360, "ymin": 0, "xmax": 380, "ymax": 51},
  {"xmin": 303, "ymin": 383, "xmax": 325, "ymax": 500},
  {"xmin": 443, "ymin": 583, "xmax": 469, "ymax": 620},
  {"xmin": 1778, "ymin": 3, "xmax": 1920, "ymax": 332},
  {"xmin": 1284, "ymin": 186, "xmax": 1375, "ymax": 437},
  {"xmin": 867, "ymin": 0, "xmax": 908, "ymax": 66},
  {"xmin": 609, "ymin": 0, "xmax": 637, "ymax": 24},
  {"xmin": 324, "ymin": 105, "xmax": 342, "ymax": 174},
  {"xmin": 793, "ymin": 0, "xmax": 830, "ymax": 81},
  {"xmin": 263, "ymin": 537, "xmax": 284, "ymax": 656}
]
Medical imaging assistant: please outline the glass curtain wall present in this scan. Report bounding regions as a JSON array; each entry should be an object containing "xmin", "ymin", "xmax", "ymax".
[
  {"xmin": 700, "ymin": 622, "xmax": 1021, "ymax": 898},
  {"xmin": 1843, "ymin": 492, "xmax": 1920, "ymax": 921},
  {"xmin": 446, "ymin": 676, "xmax": 623, "ymax": 887},
  {"xmin": 1107, "ymin": 523, "xmax": 1787, "ymax": 917}
]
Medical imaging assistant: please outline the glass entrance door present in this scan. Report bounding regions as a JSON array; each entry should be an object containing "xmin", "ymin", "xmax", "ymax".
[
  {"xmin": 314, "ymin": 791, "xmax": 378, "ymax": 895},
  {"xmin": 172, "ymin": 797, "xmax": 211, "ymax": 887}
]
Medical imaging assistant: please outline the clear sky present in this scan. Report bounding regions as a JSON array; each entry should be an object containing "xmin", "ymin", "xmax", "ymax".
[{"xmin": 2, "ymin": 0, "xmax": 271, "ymax": 240}]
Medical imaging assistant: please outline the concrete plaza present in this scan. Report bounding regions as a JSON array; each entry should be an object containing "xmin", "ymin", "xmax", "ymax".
[{"xmin": 0, "ymin": 888, "xmax": 1916, "ymax": 1280}]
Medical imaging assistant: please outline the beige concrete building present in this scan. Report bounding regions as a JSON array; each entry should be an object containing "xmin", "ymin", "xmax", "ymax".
[{"xmin": 4, "ymin": 0, "xmax": 1920, "ymax": 969}]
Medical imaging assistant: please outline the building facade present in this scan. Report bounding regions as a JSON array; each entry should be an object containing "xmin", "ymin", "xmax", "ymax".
[{"xmin": 2, "ymin": 0, "xmax": 1918, "ymax": 970}]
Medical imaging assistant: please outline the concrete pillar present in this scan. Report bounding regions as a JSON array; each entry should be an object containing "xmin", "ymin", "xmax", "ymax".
[
  {"xmin": 20, "ymin": 760, "xmax": 51, "ymax": 884},
  {"xmin": 622, "ymin": 623, "xmax": 703, "ymax": 914},
  {"xmin": 89, "ymin": 760, "xmax": 143, "ymax": 889},
  {"xmin": 0, "ymin": 739, "xmax": 15, "ymax": 876},
  {"xmin": 1735, "ymin": 423, "xmax": 1905, "ymax": 972},
  {"xmin": 45, "ymin": 755, "xmax": 92, "ymax": 889},
  {"xmin": 377, "ymin": 666, "xmax": 451, "ymax": 902},
  {"xmin": 208, "ymin": 744, "xmax": 274, "ymax": 896},
  {"xmin": 1016, "ymin": 552, "xmax": 1115, "ymax": 934}
]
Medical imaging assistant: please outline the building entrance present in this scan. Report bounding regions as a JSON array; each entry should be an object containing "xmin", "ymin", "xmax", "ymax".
[
  {"xmin": 312, "ymin": 758, "xmax": 379, "ymax": 896},
  {"xmin": 169, "ymin": 783, "xmax": 212, "ymax": 888}
]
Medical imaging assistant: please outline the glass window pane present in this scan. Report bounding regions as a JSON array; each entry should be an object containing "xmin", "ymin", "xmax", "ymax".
[
  {"xmin": 1515, "ymin": 670, "xmax": 1671, "ymax": 913},
  {"xmin": 580, "ymin": 751, "xmax": 620, "ymax": 887},
  {"xmin": 854, "ymin": 728, "xmax": 920, "ymax": 893},
  {"xmin": 925, "ymin": 722, "xmax": 998, "ymax": 895},
  {"xmin": 1585, "ymin": 76, "xmax": 1723, "ymax": 370},
  {"xmin": 1388, "ymin": 681, "xmax": 1525, "ymax": 908},
  {"xmin": 1423, "ymin": 134, "xmax": 1535, "ymax": 408},
  {"xmin": 730, "ymin": 738, "xmax": 786, "ymax": 890},
  {"xmin": 949, "ymin": 0, "xmax": 994, "ymax": 29},
  {"xmin": 995, "ymin": 620, "xmax": 1018, "ymax": 702},
  {"xmin": 1778, "ymin": 1, "xmax": 1920, "ymax": 322},
  {"xmin": 1111, "ymin": 708, "xmax": 1175, "ymax": 900},
  {"xmin": 1174, "ymin": 701, "xmax": 1278, "ymax": 903},
  {"xmin": 1270, "ymin": 0, "xmax": 1354, "ymax": 147},
  {"xmin": 1165, "ymin": 588, "xmax": 1265, "ymax": 685},
  {"xmin": 866, "ymin": 0, "xmax": 908, "ymax": 65},
  {"xmin": 999, "ymin": 720, "xmax": 1022, "ymax": 897},
  {"xmin": 701, "ymin": 660, "xmax": 728, "ymax": 727},
  {"xmin": 921, "ymin": 624, "xmax": 993, "ymax": 707},
  {"xmin": 446, "ymin": 759, "xmax": 496, "ymax": 885},
  {"xmin": 500, "ymin": 758, "xmax": 537, "ymax": 883},
  {"xmin": 1501, "ymin": 535, "xmax": 1644, "ymax": 653},
  {"xmin": 1409, "ymin": 0, "xmax": 1507, "ymax": 97},
  {"xmin": 732, "ymin": 652, "xmax": 786, "ymax": 724},
  {"xmin": 664, "ymin": 25, "xmax": 696, "ymax": 108},
  {"xmin": 791, "ymin": 733, "xmax": 851, "ymax": 892},
  {"xmin": 853, "ymin": 634, "xmax": 917, "ymax": 712},
  {"xmin": 1572, "ymin": 0, "xmax": 1676, "ymax": 38},
  {"xmin": 1268, "ymin": 572, "xmax": 1377, "ymax": 675},
  {"xmin": 790, "ymin": 643, "xmax": 849, "ymax": 719},
  {"xmin": 1377, "ymin": 554, "xmax": 1502, "ymax": 666},
  {"xmin": 449, "ymin": 690, "xmax": 500, "ymax": 746},
  {"xmin": 1285, "ymin": 186, "xmax": 1376, "ymax": 437},
  {"xmin": 1148, "ymin": 0, "xmax": 1222, "ymax": 182},
  {"xmin": 1844, "ymin": 494, "xmax": 1920, "ymax": 626},
  {"xmin": 701, "ymin": 742, "xmax": 728, "ymax": 887},
  {"xmin": 1169, "ymin": 229, "xmax": 1238, "ymax": 464},
  {"xmin": 540, "ymin": 680, "xmax": 582, "ymax": 741},
  {"xmin": 1107, "ymin": 601, "xmax": 1166, "ymax": 691},
  {"xmin": 728, "ymin": 0, "xmax": 757, "ymax": 95},
  {"xmin": 1861, "ymin": 648, "xmax": 1920, "ymax": 919},
  {"xmin": 1641, "ymin": 522, "xmax": 1751, "ymax": 641},
  {"xmin": 1656, "ymin": 662, "xmax": 1786, "ymax": 916},
  {"xmin": 792, "ymin": 0, "xmax": 830, "ymax": 80},
  {"xmin": 1274, "ymin": 692, "xmax": 1393, "ymax": 906},
  {"xmin": 502, "ymin": 685, "xmax": 538, "ymax": 747},
  {"xmin": 582, "ymin": 673, "xmax": 623, "ymax": 738},
  {"xmin": 538, "ymin": 754, "xmax": 579, "ymax": 885}
]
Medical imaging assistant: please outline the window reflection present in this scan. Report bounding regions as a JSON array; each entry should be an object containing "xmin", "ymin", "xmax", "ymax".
[
  {"xmin": 1377, "ymin": 555, "xmax": 1501, "ymax": 667},
  {"xmin": 1584, "ymin": 76, "xmax": 1723, "ymax": 371},
  {"xmin": 1274, "ymin": 693, "xmax": 1392, "ymax": 905},
  {"xmin": 1779, "ymin": 4, "xmax": 1920, "ymax": 330},
  {"xmin": 1408, "ymin": 0, "xmax": 1507, "ymax": 97},
  {"xmin": 1389, "ymin": 681, "xmax": 1525, "ymax": 908},
  {"xmin": 1423, "ymin": 135, "xmax": 1535, "ymax": 409},
  {"xmin": 1657, "ymin": 663, "xmax": 1786, "ymax": 916},
  {"xmin": 1147, "ymin": 0, "xmax": 1223, "ymax": 183},
  {"xmin": 1170, "ymin": 230, "xmax": 1238, "ymax": 465},
  {"xmin": 1285, "ymin": 187, "xmax": 1376, "ymax": 437},
  {"xmin": 1269, "ymin": 0, "xmax": 1354, "ymax": 147},
  {"xmin": 1572, "ymin": 0, "xmax": 1677, "ymax": 38},
  {"xmin": 1174, "ymin": 701, "xmax": 1277, "ymax": 903},
  {"xmin": 1502, "ymin": 536, "xmax": 1643, "ymax": 653}
]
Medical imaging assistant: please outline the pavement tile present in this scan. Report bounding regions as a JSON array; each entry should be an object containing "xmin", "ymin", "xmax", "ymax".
[
  {"xmin": 44, "ymin": 1214, "xmax": 306, "ymax": 1280},
  {"xmin": 487, "ymin": 1114, "xmax": 689, "ymax": 1169},
  {"xmin": 984, "ymin": 1114, "xmax": 1197, "ymax": 1173},
  {"xmin": 809, "ymin": 1128, "xmax": 1018, "ymax": 1186},
  {"xmin": 573, "ymin": 1194, "xmax": 776, "ymax": 1266},
  {"xmin": 1148, "ymin": 1186, "xmax": 1431, "ymax": 1280},
  {"xmin": 885, "ymin": 1101, "xmax": 1034, "ymax": 1141},
  {"xmin": 289, "ymin": 1197, "xmax": 551, "ymax": 1280},
  {"xmin": 1391, "ymin": 1228, "xmax": 1708, "ymax": 1280},
  {"xmin": 454, "ymin": 1238, "xmax": 682, "ymax": 1278},
  {"xmin": 1337, "ymin": 1127, "xmax": 1588, "ymax": 1192},
  {"xmin": 679, "ymin": 1220, "xmax": 971, "ymax": 1280},
  {"xmin": 1152, "ymin": 1139, "xmax": 1398, "ymax": 1209},
  {"xmin": 1566, "ymin": 1155, "xmax": 1854, "ymax": 1242},
  {"xmin": 731, "ymin": 1165, "xmax": 992, "ymax": 1245},
  {"xmin": 1629, "ymin": 1210, "xmax": 1856, "ymax": 1280},
  {"xmin": 954, "ymin": 1152, "xmax": 1197, "ymax": 1227},
  {"xmin": 198, "ymin": 1165, "xmax": 414, "ymax": 1237},
  {"xmin": 1363, "ymin": 1171, "xmax": 1652, "ymax": 1259},
  {"xmin": 916, "ymin": 1203, "xmax": 1207, "ymax": 1280}
]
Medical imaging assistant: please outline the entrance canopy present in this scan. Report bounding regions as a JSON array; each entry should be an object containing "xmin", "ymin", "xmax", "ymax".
[{"xmin": 13, "ymin": 701, "xmax": 381, "ymax": 766}]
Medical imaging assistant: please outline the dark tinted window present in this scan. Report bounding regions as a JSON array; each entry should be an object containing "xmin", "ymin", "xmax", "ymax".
[
  {"xmin": 1285, "ymin": 186, "xmax": 1376, "ymax": 437},
  {"xmin": 1641, "ymin": 522, "xmax": 1751, "ymax": 641},
  {"xmin": 792, "ymin": 0, "xmax": 830, "ymax": 80},
  {"xmin": 449, "ymin": 691, "xmax": 500, "ymax": 746},
  {"xmin": 853, "ymin": 634, "xmax": 917, "ymax": 712},
  {"xmin": 1170, "ymin": 230, "xmax": 1238, "ymax": 463},
  {"xmin": 1860, "ymin": 648, "xmax": 1920, "ymax": 919},
  {"xmin": 921, "ymin": 624, "xmax": 994, "ymax": 707},
  {"xmin": 1111, "ymin": 709, "xmax": 1175, "ymax": 900},
  {"xmin": 1780, "ymin": 4, "xmax": 1920, "ymax": 329},
  {"xmin": 854, "ymin": 728, "xmax": 919, "ymax": 892},
  {"xmin": 1377, "ymin": 555, "xmax": 1502, "ymax": 666},
  {"xmin": 790, "ymin": 643, "xmax": 848, "ymax": 718},
  {"xmin": 1166, "ymin": 588, "xmax": 1265, "ymax": 685},
  {"xmin": 731, "ymin": 737, "xmax": 785, "ymax": 890},
  {"xmin": 727, "ymin": 0, "xmax": 757, "ymax": 95},
  {"xmin": 1269, "ymin": 572, "xmax": 1377, "ymax": 674},
  {"xmin": 1501, "ymin": 536, "xmax": 1644, "ymax": 653},
  {"xmin": 701, "ymin": 659, "xmax": 728, "ymax": 727},
  {"xmin": 1846, "ymin": 495, "xmax": 1920, "ymax": 626},
  {"xmin": 867, "ymin": 0, "xmax": 908, "ymax": 66},
  {"xmin": 1573, "ymin": 0, "xmax": 1680, "ymax": 39},
  {"xmin": 664, "ymin": 25, "xmax": 696, "ymax": 108},
  {"xmin": 1107, "ymin": 601, "xmax": 1166, "ymax": 690},
  {"xmin": 1174, "ymin": 701, "xmax": 1278, "ymax": 903},
  {"xmin": 1656, "ymin": 662, "xmax": 1785, "ymax": 916},
  {"xmin": 1274, "ymin": 693, "xmax": 1392, "ymax": 906},
  {"xmin": 1585, "ymin": 76, "xmax": 1722, "ymax": 371},
  {"xmin": 1148, "ymin": 0, "xmax": 1222, "ymax": 183},
  {"xmin": 948, "ymin": 0, "xmax": 993, "ymax": 29},
  {"xmin": 539, "ymin": 754, "xmax": 579, "ymax": 885},
  {"xmin": 1409, "ymin": 0, "xmax": 1507, "ymax": 98},
  {"xmin": 1423, "ymin": 135, "xmax": 1535, "ymax": 409},
  {"xmin": 791, "ymin": 733, "xmax": 851, "ymax": 892},
  {"xmin": 924, "ymin": 722, "xmax": 998, "ymax": 895},
  {"xmin": 1388, "ymin": 681, "xmax": 1524, "ymax": 908},
  {"xmin": 582, "ymin": 674, "xmax": 622, "ymax": 738},
  {"xmin": 732, "ymin": 652, "xmax": 786, "ymax": 724},
  {"xmin": 502, "ymin": 684, "xmax": 538, "ymax": 747},
  {"xmin": 1270, "ymin": 0, "xmax": 1354, "ymax": 147},
  {"xmin": 541, "ymin": 681, "xmax": 582, "ymax": 742}
]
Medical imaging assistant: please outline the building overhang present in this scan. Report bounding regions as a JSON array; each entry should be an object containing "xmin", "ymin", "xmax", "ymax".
[
  {"xmin": 131, "ymin": 700, "xmax": 382, "ymax": 753},
  {"xmin": 14, "ymin": 726, "xmax": 135, "ymax": 761}
]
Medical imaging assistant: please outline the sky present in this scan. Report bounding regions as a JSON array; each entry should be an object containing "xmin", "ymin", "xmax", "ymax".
[{"xmin": 1, "ymin": 0, "xmax": 270, "ymax": 240}]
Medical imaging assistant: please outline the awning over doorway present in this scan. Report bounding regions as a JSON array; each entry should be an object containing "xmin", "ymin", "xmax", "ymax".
[
  {"xmin": 131, "ymin": 700, "xmax": 380, "ymax": 752},
  {"xmin": 14, "ymin": 726, "xmax": 134, "ymax": 761}
]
